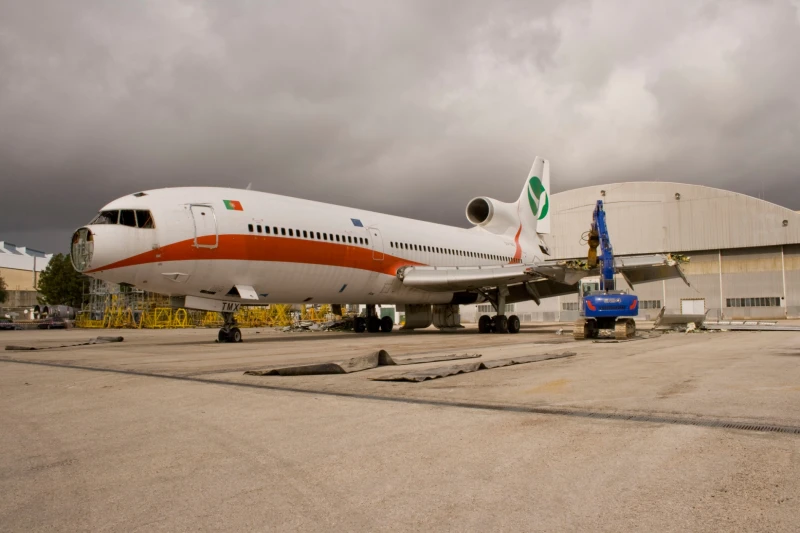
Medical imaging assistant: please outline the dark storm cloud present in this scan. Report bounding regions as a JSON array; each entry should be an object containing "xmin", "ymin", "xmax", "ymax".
[{"xmin": 1, "ymin": 0, "xmax": 799, "ymax": 252}]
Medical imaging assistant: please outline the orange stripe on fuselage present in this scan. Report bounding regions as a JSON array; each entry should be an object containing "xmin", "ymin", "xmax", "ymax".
[
  {"xmin": 512, "ymin": 225, "xmax": 523, "ymax": 263},
  {"xmin": 86, "ymin": 234, "xmax": 423, "ymax": 276}
]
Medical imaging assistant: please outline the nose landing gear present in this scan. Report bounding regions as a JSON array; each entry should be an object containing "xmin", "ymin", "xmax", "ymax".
[{"xmin": 218, "ymin": 312, "xmax": 243, "ymax": 343}]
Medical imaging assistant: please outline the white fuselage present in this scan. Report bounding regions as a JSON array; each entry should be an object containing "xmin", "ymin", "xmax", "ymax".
[{"xmin": 73, "ymin": 187, "xmax": 542, "ymax": 305}]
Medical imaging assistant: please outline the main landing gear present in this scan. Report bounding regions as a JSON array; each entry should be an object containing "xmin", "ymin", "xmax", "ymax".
[
  {"xmin": 477, "ymin": 285, "xmax": 521, "ymax": 334},
  {"xmin": 218, "ymin": 312, "xmax": 243, "ymax": 343},
  {"xmin": 354, "ymin": 305, "xmax": 394, "ymax": 334}
]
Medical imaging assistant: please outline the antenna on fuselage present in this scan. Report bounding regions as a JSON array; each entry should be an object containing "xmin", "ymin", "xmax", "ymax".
[{"xmin": 245, "ymin": 182, "xmax": 253, "ymax": 190}]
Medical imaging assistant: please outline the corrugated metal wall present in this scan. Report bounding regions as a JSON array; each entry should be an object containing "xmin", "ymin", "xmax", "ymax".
[
  {"xmin": 721, "ymin": 247, "xmax": 785, "ymax": 319},
  {"xmin": 548, "ymin": 183, "xmax": 800, "ymax": 259},
  {"xmin": 784, "ymin": 244, "xmax": 800, "ymax": 318}
]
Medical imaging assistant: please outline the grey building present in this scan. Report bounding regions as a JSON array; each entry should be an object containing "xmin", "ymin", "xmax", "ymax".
[{"xmin": 466, "ymin": 182, "xmax": 800, "ymax": 321}]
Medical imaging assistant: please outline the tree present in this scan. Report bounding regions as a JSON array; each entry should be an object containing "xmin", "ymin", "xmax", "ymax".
[
  {"xmin": 0, "ymin": 271, "xmax": 7, "ymax": 304},
  {"xmin": 37, "ymin": 253, "xmax": 87, "ymax": 308}
]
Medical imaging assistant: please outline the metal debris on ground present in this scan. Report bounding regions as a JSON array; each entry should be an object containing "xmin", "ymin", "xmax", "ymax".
[
  {"xmin": 243, "ymin": 350, "xmax": 482, "ymax": 376},
  {"xmin": 653, "ymin": 307, "xmax": 707, "ymax": 330},
  {"xmin": 5, "ymin": 336, "xmax": 125, "ymax": 351},
  {"xmin": 592, "ymin": 331, "xmax": 660, "ymax": 343},
  {"xmin": 703, "ymin": 321, "xmax": 800, "ymax": 332},
  {"xmin": 280, "ymin": 318, "xmax": 352, "ymax": 333},
  {"xmin": 371, "ymin": 351, "xmax": 577, "ymax": 382}
]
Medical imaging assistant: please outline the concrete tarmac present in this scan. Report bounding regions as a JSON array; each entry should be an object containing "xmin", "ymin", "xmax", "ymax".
[{"xmin": 1, "ymin": 324, "xmax": 799, "ymax": 532}]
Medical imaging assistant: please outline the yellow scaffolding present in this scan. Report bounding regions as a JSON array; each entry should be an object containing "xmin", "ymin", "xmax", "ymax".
[{"xmin": 76, "ymin": 280, "xmax": 341, "ymax": 330}]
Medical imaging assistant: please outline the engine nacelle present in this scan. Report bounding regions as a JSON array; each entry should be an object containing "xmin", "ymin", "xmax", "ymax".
[{"xmin": 465, "ymin": 197, "xmax": 519, "ymax": 236}]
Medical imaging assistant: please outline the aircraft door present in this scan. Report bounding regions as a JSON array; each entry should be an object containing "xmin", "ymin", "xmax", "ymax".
[
  {"xmin": 190, "ymin": 204, "xmax": 219, "ymax": 249},
  {"xmin": 369, "ymin": 227, "xmax": 384, "ymax": 260}
]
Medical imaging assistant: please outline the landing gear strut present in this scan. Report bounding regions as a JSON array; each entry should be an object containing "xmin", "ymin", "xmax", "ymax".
[
  {"xmin": 218, "ymin": 312, "xmax": 242, "ymax": 343},
  {"xmin": 355, "ymin": 305, "xmax": 393, "ymax": 333},
  {"xmin": 477, "ymin": 286, "xmax": 521, "ymax": 334}
]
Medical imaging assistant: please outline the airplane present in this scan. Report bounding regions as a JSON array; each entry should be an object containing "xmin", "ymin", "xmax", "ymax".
[{"xmin": 70, "ymin": 156, "xmax": 686, "ymax": 342}]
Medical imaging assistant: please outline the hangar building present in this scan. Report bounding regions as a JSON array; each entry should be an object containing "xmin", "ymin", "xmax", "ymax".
[
  {"xmin": 466, "ymin": 183, "xmax": 800, "ymax": 322},
  {"xmin": 0, "ymin": 241, "xmax": 52, "ymax": 309}
]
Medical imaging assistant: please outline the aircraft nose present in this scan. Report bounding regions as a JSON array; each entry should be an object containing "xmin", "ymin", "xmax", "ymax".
[{"xmin": 71, "ymin": 228, "xmax": 94, "ymax": 272}]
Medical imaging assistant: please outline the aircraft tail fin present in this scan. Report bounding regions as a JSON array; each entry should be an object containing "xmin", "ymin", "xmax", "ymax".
[{"xmin": 516, "ymin": 156, "xmax": 550, "ymax": 249}]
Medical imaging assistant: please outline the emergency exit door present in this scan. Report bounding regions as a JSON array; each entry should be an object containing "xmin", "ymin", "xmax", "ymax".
[{"xmin": 369, "ymin": 227, "xmax": 384, "ymax": 260}]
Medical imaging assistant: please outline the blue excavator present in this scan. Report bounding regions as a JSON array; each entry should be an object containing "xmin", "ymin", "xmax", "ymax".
[{"xmin": 573, "ymin": 200, "xmax": 639, "ymax": 340}]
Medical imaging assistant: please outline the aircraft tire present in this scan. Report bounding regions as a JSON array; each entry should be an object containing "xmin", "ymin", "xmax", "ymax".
[
  {"xmin": 493, "ymin": 315, "xmax": 508, "ymax": 334},
  {"xmin": 354, "ymin": 317, "xmax": 367, "ymax": 333},
  {"xmin": 507, "ymin": 315, "xmax": 521, "ymax": 334},
  {"xmin": 367, "ymin": 316, "xmax": 381, "ymax": 333},
  {"xmin": 380, "ymin": 316, "xmax": 394, "ymax": 333},
  {"xmin": 218, "ymin": 329, "xmax": 228, "ymax": 343},
  {"xmin": 229, "ymin": 327, "xmax": 243, "ymax": 343},
  {"xmin": 478, "ymin": 315, "xmax": 492, "ymax": 333}
]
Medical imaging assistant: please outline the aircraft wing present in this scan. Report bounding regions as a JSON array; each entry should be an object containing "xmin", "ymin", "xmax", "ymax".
[{"xmin": 397, "ymin": 254, "xmax": 688, "ymax": 293}]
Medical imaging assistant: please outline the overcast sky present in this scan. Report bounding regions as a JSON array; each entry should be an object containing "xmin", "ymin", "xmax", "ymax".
[{"xmin": 2, "ymin": 0, "xmax": 800, "ymax": 253}]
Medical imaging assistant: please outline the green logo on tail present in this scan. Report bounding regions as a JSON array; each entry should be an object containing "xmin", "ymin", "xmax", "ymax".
[{"xmin": 527, "ymin": 176, "xmax": 549, "ymax": 220}]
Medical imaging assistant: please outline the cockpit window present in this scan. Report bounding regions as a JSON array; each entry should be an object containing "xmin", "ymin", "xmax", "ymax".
[
  {"xmin": 135, "ymin": 210, "xmax": 154, "ymax": 228},
  {"xmin": 119, "ymin": 210, "xmax": 137, "ymax": 227},
  {"xmin": 90, "ymin": 210, "xmax": 119, "ymax": 225},
  {"xmin": 89, "ymin": 209, "xmax": 155, "ymax": 228}
]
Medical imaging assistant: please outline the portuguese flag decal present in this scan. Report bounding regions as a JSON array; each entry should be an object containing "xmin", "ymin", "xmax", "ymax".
[{"xmin": 224, "ymin": 199, "xmax": 243, "ymax": 211}]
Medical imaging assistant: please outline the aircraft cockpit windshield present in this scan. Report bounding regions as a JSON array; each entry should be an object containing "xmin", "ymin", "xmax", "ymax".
[{"xmin": 90, "ymin": 209, "xmax": 155, "ymax": 229}]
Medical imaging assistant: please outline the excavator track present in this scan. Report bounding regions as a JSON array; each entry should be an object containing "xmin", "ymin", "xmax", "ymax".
[
  {"xmin": 614, "ymin": 318, "xmax": 636, "ymax": 340},
  {"xmin": 573, "ymin": 319, "xmax": 586, "ymax": 340},
  {"xmin": 574, "ymin": 318, "xmax": 599, "ymax": 340}
]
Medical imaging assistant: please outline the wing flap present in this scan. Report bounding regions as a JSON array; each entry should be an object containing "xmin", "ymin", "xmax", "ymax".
[{"xmin": 614, "ymin": 254, "xmax": 690, "ymax": 286}]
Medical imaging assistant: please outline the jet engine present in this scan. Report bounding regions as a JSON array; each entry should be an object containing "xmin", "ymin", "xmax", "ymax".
[{"xmin": 465, "ymin": 197, "xmax": 519, "ymax": 236}]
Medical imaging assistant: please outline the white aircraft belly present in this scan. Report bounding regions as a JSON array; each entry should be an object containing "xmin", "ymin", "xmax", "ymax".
[{"xmin": 114, "ymin": 260, "xmax": 453, "ymax": 305}]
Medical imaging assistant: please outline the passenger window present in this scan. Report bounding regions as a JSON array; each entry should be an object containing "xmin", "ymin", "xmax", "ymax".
[
  {"xmin": 135, "ymin": 210, "xmax": 154, "ymax": 228},
  {"xmin": 359, "ymin": 237, "xmax": 363, "ymax": 244},
  {"xmin": 317, "ymin": 232, "xmax": 321, "ymax": 239},
  {"xmin": 348, "ymin": 236, "xmax": 352, "ymax": 243},
  {"xmin": 257, "ymin": 225, "xmax": 262, "ymax": 233},
  {"xmin": 273, "ymin": 227, "xmax": 278, "ymax": 234},
  {"xmin": 366, "ymin": 239, "xmax": 369, "ymax": 245},
  {"xmin": 296, "ymin": 229, "xmax": 300, "ymax": 237},
  {"xmin": 323, "ymin": 233, "xmax": 328, "ymax": 240},
  {"xmin": 119, "ymin": 210, "xmax": 136, "ymax": 227},
  {"xmin": 265, "ymin": 226, "xmax": 271, "ymax": 234},
  {"xmin": 309, "ymin": 232, "xmax": 314, "ymax": 239},
  {"xmin": 248, "ymin": 224, "xmax": 253, "ymax": 232},
  {"xmin": 303, "ymin": 230, "xmax": 308, "ymax": 238},
  {"xmin": 281, "ymin": 228, "xmax": 286, "ymax": 236},
  {"xmin": 288, "ymin": 229, "xmax": 293, "ymax": 236},
  {"xmin": 335, "ymin": 235, "xmax": 340, "ymax": 242}
]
